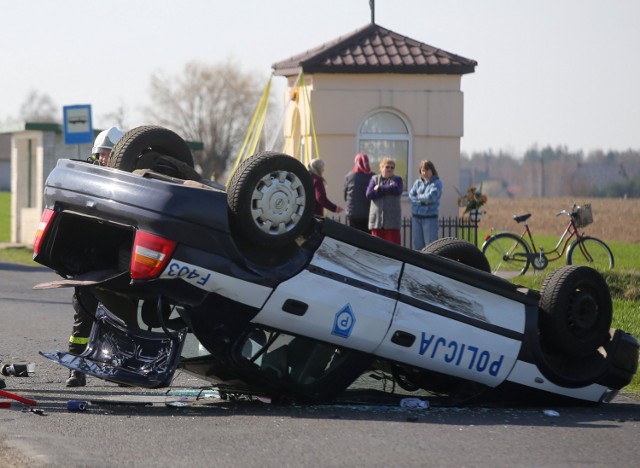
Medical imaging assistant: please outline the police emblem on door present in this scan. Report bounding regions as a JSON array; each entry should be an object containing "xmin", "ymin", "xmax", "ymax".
[{"xmin": 332, "ymin": 304, "xmax": 355, "ymax": 338}]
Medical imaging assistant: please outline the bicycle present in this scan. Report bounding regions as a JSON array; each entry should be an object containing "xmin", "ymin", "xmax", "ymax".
[{"xmin": 481, "ymin": 204, "xmax": 614, "ymax": 278}]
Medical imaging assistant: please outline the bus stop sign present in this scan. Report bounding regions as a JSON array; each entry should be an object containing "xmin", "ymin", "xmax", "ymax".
[{"xmin": 63, "ymin": 105, "xmax": 93, "ymax": 144}]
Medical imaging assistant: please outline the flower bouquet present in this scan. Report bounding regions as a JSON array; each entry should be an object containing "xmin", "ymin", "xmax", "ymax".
[
  {"xmin": 457, "ymin": 185, "xmax": 488, "ymax": 222},
  {"xmin": 458, "ymin": 185, "xmax": 488, "ymax": 213}
]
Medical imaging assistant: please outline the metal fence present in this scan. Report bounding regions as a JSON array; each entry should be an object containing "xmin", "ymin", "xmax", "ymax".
[
  {"xmin": 331, "ymin": 216, "xmax": 480, "ymax": 249},
  {"xmin": 438, "ymin": 216, "xmax": 480, "ymax": 247}
]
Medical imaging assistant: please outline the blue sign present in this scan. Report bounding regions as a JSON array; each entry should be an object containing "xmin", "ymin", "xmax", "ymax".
[
  {"xmin": 63, "ymin": 105, "xmax": 93, "ymax": 144},
  {"xmin": 332, "ymin": 304, "xmax": 355, "ymax": 338}
]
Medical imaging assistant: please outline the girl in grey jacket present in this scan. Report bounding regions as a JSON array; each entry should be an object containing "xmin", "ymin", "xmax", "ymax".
[{"xmin": 408, "ymin": 160, "xmax": 442, "ymax": 250}]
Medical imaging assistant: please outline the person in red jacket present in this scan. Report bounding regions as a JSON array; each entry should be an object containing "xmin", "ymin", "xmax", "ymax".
[{"xmin": 307, "ymin": 158, "xmax": 344, "ymax": 216}]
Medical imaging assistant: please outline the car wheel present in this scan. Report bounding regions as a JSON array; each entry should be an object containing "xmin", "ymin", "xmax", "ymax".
[
  {"xmin": 422, "ymin": 237, "xmax": 491, "ymax": 272},
  {"xmin": 227, "ymin": 152, "xmax": 314, "ymax": 246},
  {"xmin": 108, "ymin": 126, "xmax": 199, "ymax": 179},
  {"xmin": 539, "ymin": 265, "xmax": 612, "ymax": 357},
  {"xmin": 391, "ymin": 364, "xmax": 421, "ymax": 392}
]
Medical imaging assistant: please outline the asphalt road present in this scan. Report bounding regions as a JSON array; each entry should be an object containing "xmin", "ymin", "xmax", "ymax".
[{"xmin": 1, "ymin": 263, "xmax": 639, "ymax": 467}]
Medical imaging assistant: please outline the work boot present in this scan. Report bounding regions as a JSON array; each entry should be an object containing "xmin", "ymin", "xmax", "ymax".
[{"xmin": 65, "ymin": 370, "xmax": 86, "ymax": 387}]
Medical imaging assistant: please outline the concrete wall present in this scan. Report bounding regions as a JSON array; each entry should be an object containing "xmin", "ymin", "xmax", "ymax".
[{"xmin": 8, "ymin": 127, "xmax": 92, "ymax": 245}]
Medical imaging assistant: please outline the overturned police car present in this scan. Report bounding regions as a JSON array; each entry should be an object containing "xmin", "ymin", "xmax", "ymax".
[{"xmin": 33, "ymin": 126, "xmax": 638, "ymax": 405}]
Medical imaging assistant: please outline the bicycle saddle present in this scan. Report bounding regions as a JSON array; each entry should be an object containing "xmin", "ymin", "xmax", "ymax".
[{"xmin": 513, "ymin": 213, "xmax": 532, "ymax": 223}]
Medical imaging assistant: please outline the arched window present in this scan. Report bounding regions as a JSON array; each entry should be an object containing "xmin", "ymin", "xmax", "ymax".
[{"xmin": 358, "ymin": 110, "xmax": 411, "ymax": 188}]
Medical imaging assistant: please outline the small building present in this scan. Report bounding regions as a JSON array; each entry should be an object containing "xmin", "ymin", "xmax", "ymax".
[
  {"xmin": 272, "ymin": 22, "xmax": 476, "ymax": 219},
  {"xmin": 0, "ymin": 123, "xmax": 94, "ymax": 245}
]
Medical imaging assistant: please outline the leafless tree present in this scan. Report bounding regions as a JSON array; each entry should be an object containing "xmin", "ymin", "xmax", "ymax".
[
  {"xmin": 144, "ymin": 59, "xmax": 269, "ymax": 181},
  {"xmin": 19, "ymin": 89, "xmax": 59, "ymax": 123}
]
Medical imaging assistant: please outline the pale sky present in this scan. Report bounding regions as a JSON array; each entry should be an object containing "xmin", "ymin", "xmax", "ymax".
[{"xmin": 1, "ymin": 0, "xmax": 638, "ymax": 157}]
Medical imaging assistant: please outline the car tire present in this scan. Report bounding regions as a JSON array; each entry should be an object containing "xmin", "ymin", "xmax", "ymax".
[
  {"xmin": 227, "ymin": 152, "xmax": 314, "ymax": 247},
  {"xmin": 539, "ymin": 265, "xmax": 612, "ymax": 357},
  {"xmin": 422, "ymin": 237, "xmax": 491, "ymax": 273},
  {"xmin": 108, "ymin": 126, "xmax": 198, "ymax": 179},
  {"xmin": 391, "ymin": 364, "xmax": 421, "ymax": 392}
]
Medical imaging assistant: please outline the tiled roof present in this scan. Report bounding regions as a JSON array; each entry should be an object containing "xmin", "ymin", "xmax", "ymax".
[{"xmin": 272, "ymin": 23, "xmax": 477, "ymax": 76}]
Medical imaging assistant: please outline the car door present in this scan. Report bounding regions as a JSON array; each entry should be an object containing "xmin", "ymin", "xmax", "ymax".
[
  {"xmin": 252, "ymin": 237, "xmax": 401, "ymax": 354},
  {"xmin": 373, "ymin": 262, "xmax": 526, "ymax": 386}
]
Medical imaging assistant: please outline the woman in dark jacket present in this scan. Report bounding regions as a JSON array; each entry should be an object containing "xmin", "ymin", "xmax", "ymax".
[{"xmin": 343, "ymin": 152, "xmax": 373, "ymax": 232}]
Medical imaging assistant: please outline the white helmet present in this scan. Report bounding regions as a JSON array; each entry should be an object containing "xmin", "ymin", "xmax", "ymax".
[{"xmin": 92, "ymin": 126, "xmax": 125, "ymax": 154}]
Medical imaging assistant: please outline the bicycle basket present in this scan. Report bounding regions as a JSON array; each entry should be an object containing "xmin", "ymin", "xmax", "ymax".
[{"xmin": 573, "ymin": 204, "xmax": 593, "ymax": 228}]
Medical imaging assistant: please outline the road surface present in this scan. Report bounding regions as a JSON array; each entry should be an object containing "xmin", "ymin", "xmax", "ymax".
[{"xmin": 1, "ymin": 263, "xmax": 638, "ymax": 467}]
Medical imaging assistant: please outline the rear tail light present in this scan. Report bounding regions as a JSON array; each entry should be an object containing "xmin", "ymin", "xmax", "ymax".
[
  {"xmin": 130, "ymin": 231, "xmax": 177, "ymax": 280},
  {"xmin": 33, "ymin": 209, "xmax": 56, "ymax": 257}
]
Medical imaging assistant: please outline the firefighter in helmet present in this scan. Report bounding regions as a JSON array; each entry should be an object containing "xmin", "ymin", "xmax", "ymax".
[
  {"xmin": 90, "ymin": 126, "xmax": 125, "ymax": 166},
  {"xmin": 66, "ymin": 126, "xmax": 125, "ymax": 387}
]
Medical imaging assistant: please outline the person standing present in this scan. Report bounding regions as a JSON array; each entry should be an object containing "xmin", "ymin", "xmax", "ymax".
[
  {"xmin": 408, "ymin": 160, "xmax": 442, "ymax": 250},
  {"xmin": 343, "ymin": 152, "xmax": 373, "ymax": 232},
  {"xmin": 65, "ymin": 126, "xmax": 125, "ymax": 387},
  {"xmin": 308, "ymin": 158, "xmax": 344, "ymax": 217},
  {"xmin": 366, "ymin": 157, "xmax": 403, "ymax": 245}
]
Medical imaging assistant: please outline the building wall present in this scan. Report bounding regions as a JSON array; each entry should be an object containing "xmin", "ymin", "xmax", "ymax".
[
  {"xmin": 8, "ymin": 128, "xmax": 92, "ymax": 244},
  {"xmin": 282, "ymin": 73, "xmax": 466, "ymax": 220}
]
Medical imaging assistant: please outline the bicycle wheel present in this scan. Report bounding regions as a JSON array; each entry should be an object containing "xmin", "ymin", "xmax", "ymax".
[
  {"xmin": 567, "ymin": 237, "xmax": 614, "ymax": 271},
  {"xmin": 481, "ymin": 232, "xmax": 531, "ymax": 278}
]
